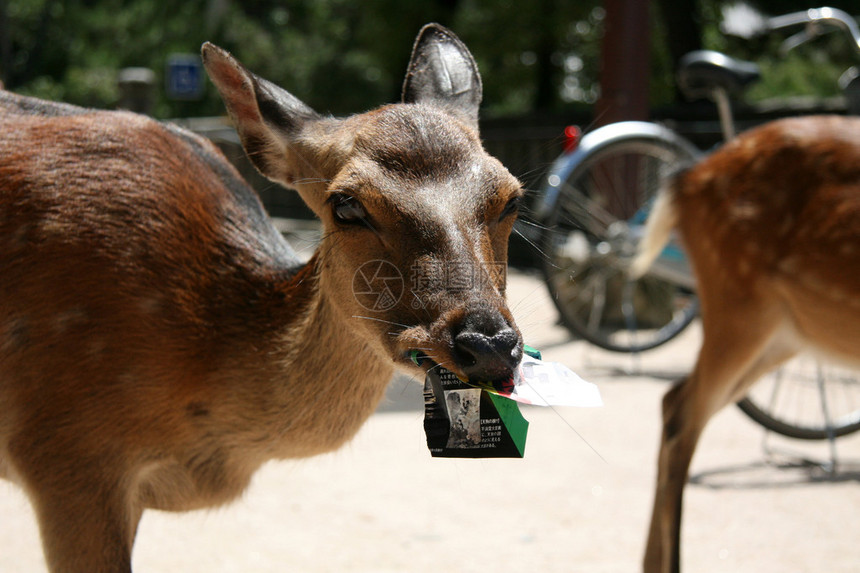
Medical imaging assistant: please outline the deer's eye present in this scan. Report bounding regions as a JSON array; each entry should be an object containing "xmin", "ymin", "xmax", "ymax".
[
  {"xmin": 330, "ymin": 193, "xmax": 369, "ymax": 226},
  {"xmin": 499, "ymin": 195, "xmax": 521, "ymax": 221}
]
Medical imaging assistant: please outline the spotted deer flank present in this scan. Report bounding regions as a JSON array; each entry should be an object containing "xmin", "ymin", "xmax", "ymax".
[{"xmin": 632, "ymin": 115, "xmax": 860, "ymax": 573}]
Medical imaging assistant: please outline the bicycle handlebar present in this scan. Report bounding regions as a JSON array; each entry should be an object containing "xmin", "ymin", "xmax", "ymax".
[
  {"xmin": 723, "ymin": 6, "xmax": 860, "ymax": 57},
  {"xmin": 767, "ymin": 7, "xmax": 860, "ymax": 56}
]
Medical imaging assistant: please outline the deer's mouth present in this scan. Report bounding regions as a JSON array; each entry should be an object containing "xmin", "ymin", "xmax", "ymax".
[
  {"xmin": 397, "ymin": 323, "xmax": 522, "ymax": 385},
  {"xmin": 406, "ymin": 350, "xmax": 520, "ymax": 395},
  {"xmin": 390, "ymin": 291, "xmax": 523, "ymax": 385}
]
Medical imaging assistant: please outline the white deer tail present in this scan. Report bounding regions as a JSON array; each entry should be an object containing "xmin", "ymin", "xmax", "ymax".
[{"xmin": 629, "ymin": 179, "xmax": 679, "ymax": 279}]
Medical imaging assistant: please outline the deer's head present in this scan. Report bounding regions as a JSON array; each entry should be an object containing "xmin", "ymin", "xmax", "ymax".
[{"xmin": 203, "ymin": 25, "xmax": 523, "ymax": 383}]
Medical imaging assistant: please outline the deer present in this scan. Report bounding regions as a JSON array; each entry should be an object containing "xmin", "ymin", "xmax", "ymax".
[
  {"xmin": 631, "ymin": 114, "xmax": 860, "ymax": 573},
  {"xmin": 0, "ymin": 24, "xmax": 526, "ymax": 572}
]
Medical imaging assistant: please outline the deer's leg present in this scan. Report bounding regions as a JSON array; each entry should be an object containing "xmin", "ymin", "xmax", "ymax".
[
  {"xmin": 644, "ymin": 375, "xmax": 706, "ymax": 573},
  {"xmin": 644, "ymin": 302, "xmax": 796, "ymax": 573},
  {"xmin": 34, "ymin": 486, "xmax": 140, "ymax": 573},
  {"xmin": 9, "ymin": 435, "xmax": 140, "ymax": 573}
]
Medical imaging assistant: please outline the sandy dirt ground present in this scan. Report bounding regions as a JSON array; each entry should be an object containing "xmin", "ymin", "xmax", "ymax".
[{"xmin": 1, "ymin": 269, "xmax": 858, "ymax": 572}]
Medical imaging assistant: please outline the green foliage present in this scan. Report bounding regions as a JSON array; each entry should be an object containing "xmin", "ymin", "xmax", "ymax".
[
  {"xmin": 451, "ymin": 0, "xmax": 601, "ymax": 115},
  {"xmin": 1, "ymin": 0, "xmax": 608, "ymax": 117},
  {"xmin": 1, "ymin": 0, "xmax": 856, "ymax": 118},
  {"xmin": 698, "ymin": 1, "xmax": 856, "ymax": 102},
  {"xmin": 746, "ymin": 43, "xmax": 848, "ymax": 102}
]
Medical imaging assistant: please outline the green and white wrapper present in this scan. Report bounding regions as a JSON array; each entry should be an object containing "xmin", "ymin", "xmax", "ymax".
[{"xmin": 422, "ymin": 349, "xmax": 602, "ymax": 458}]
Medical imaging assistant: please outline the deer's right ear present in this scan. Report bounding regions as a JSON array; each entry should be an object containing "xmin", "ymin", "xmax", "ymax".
[
  {"xmin": 201, "ymin": 42, "xmax": 323, "ymax": 187},
  {"xmin": 402, "ymin": 24, "xmax": 482, "ymax": 129}
]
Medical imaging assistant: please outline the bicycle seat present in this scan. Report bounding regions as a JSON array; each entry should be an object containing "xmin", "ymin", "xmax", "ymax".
[{"xmin": 677, "ymin": 50, "xmax": 761, "ymax": 100}]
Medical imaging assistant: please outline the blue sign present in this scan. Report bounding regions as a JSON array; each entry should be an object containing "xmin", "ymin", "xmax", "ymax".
[{"xmin": 166, "ymin": 54, "xmax": 204, "ymax": 100}]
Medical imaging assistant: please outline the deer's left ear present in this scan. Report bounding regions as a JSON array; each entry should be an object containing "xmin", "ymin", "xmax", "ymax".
[
  {"xmin": 401, "ymin": 24, "xmax": 482, "ymax": 129},
  {"xmin": 201, "ymin": 42, "xmax": 326, "ymax": 189}
]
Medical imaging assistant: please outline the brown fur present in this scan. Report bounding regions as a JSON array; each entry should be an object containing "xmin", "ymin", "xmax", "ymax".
[
  {"xmin": 1, "ymin": 26, "xmax": 524, "ymax": 572},
  {"xmin": 635, "ymin": 116, "xmax": 860, "ymax": 572}
]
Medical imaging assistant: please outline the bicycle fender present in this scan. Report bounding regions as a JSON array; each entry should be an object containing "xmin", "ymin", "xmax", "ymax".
[{"xmin": 533, "ymin": 121, "xmax": 700, "ymax": 222}]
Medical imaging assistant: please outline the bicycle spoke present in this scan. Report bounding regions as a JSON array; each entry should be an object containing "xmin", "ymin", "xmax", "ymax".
[
  {"xmin": 765, "ymin": 365, "xmax": 785, "ymax": 414},
  {"xmin": 816, "ymin": 362, "xmax": 837, "ymax": 442},
  {"xmin": 557, "ymin": 181, "xmax": 617, "ymax": 236},
  {"xmin": 540, "ymin": 136, "xmax": 701, "ymax": 352},
  {"xmin": 620, "ymin": 278, "xmax": 640, "ymax": 347},
  {"xmin": 546, "ymin": 252, "xmax": 582, "ymax": 279},
  {"xmin": 557, "ymin": 264, "xmax": 599, "ymax": 307},
  {"xmin": 585, "ymin": 269, "xmax": 610, "ymax": 334},
  {"xmin": 741, "ymin": 356, "xmax": 860, "ymax": 440}
]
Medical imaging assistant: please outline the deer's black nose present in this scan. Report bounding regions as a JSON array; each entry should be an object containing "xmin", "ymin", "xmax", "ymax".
[{"xmin": 453, "ymin": 314, "xmax": 522, "ymax": 382}]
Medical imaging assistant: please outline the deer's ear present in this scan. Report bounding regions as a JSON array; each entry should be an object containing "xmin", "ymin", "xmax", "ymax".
[
  {"xmin": 201, "ymin": 42, "xmax": 323, "ymax": 186},
  {"xmin": 401, "ymin": 24, "xmax": 482, "ymax": 128}
]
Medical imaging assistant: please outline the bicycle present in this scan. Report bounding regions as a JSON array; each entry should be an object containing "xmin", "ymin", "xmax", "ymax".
[{"xmin": 533, "ymin": 6, "xmax": 860, "ymax": 442}]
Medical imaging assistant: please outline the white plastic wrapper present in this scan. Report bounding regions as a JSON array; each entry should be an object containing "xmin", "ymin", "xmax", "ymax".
[{"xmin": 507, "ymin": 355, "xmax": 603, "ymax": 407}]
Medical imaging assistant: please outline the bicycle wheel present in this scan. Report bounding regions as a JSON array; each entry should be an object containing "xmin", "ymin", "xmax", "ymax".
[
  {"xmin": 737, "ymin": 355, "xmax": 860, "ymax": 440},
  {"xmin": 540, "ymin": 125, "xmax": 699, "ymax": 352}
]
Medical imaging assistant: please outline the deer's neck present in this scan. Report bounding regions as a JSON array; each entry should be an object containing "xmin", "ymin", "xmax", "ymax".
[
  {"xmin": 137, "ymin": 253, "xmax": 396, "ymax": 512},
  {"xmin": 254, "ymin": 254, "xmax": 395, "ymax": 459}
]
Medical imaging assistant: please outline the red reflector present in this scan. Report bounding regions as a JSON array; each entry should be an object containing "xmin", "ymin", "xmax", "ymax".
[{"xmin": 563, "ymin": 125, "xmax": 580, "ymax": 153}]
